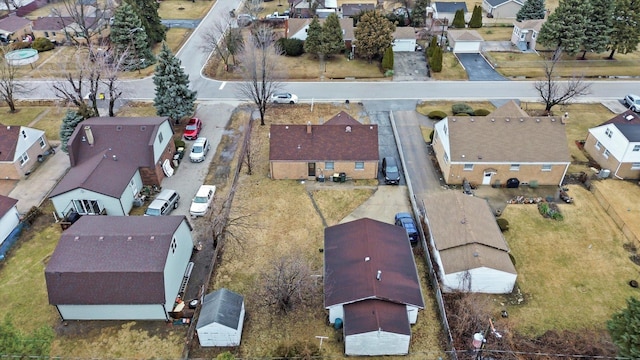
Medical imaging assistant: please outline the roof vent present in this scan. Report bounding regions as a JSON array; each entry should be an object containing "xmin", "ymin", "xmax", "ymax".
[
  {"xmin": 150, "ymin": 236, "xmax": 155, "ymax": 241},
  {"xmin": 376, "ymin": 270, "xmax": 382, "ymax": 281},
  {"xmin": 370, "ymin": 126, "xmax": 373, "ymax": 130},
  {"xmin": 297, "ymin": 144, "xmax": 301, "ymax": 150},
  {"xmin": 346, "ymin": 126, "xmax": 352, "ymax": 132},
  {"xmin": 470, "ymin": 118, "xmax": 474, "ymax": 122},
  {"xmin": 506, "ymin": 118, "xmax": 510, "ymax": 122},
  {"xmin": 113, "ymin": 155, "xmax": 117, "ymax": 161},
  {"xmin": 626, "ymin": 114, "xmax": 635, "ymax": 121},
  {"xmin": 473, "ymin": 252, "xmax": 479, "ymax": 257},
  {"xmin": 365, "ymin": 257, "xmax": 370, "ymax": 262},
  {"xmin": 285, "ymin": 126, "xmax": 289, "ymax": 129},
  {"xmin": 116, "ymin": 125, "xmax": 123, "ymax": 131},
  {"xmin": 520, "ymin": 118, "xmax": 524, "ymax": 122},
  {"xmin": 551, "ymin": 118, "xmax": 556, "ymax": 122},
  {"xmin": 6, "ymin": 126, "xmax": 9, "ymax": 130},
  {"xmin": 99, "ymin": 236, "xmax": 104, "ymax": 241},
  {"xmin": 491, "ymin": 118, "xmax": 495, "ymax": 122},
  {"xmin": 74, "ymin": 236, "xmax": 80, "ymax": 241},
  {"xmin": 140, "ymin": 125, "xmax": 146, "ymax": 131},
  {"xmin": 536, "ymin": 118, "xmax": 540, "ymax": 122},
  {"xmin": 127, "ymin": 236, "xmax": 132, "ymax": 241},
  {"xmin": 452, "ymin": 119, "xmax": 456, "ymax": 122}
]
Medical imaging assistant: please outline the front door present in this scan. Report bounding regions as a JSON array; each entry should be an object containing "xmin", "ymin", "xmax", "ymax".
[
  {"xmin": 308, "ymin": 162, "xmax": 316, "ymax": 177},
  {"xmin": 482, "ymin": 171, "xmax": 493, "ymax": 185}
]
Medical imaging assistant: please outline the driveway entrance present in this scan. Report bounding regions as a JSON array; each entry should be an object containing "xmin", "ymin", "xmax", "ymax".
[{"xmin": 457, "ymin": 53, "xmax": 507, "ymax": 81}]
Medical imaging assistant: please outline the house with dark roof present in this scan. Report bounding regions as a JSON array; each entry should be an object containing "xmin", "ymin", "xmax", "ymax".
[
  {"xmin": 269, "ymin": 111, "xmax": 379, "ymax": 180},
  {"xmin": 423, "ymin": 192, "xmax": 517, "ymax": 293},
  {"xmin": 0, "ymin": 195, "xmax": 19, "ymax": 246},
  {"xmin": 324, "ymin": 218, "xmax": 424, "ymax": 356},
  {"xmin": 31, "ymin": 16, "xmax": 73, "ymax": 44},
  {"xmin": 196, "ymin": 288, "xmax": 246, "ymax": 347},
  {"xmin": 511, "ymin": 19, "xmax": 545, "ymax": 51},
  {"xmin": 0, "ymin": 124, "xmax": 51, "ymax": 179},
  {"xmin": 49, "ymin": 117, "xmax": 176, "ymax": 218},
  {"xmin": 341, "ymin": 3, "xmax": 374, "ymax": 17},
  {"xmin": 584, "ymin": 110, "xmax": 640, "ymax": 180},
  {"xmin": 446, "ymin": 29, "xmax": 484, "ymax": 53},
  {"xmin": 432, "ymin": 2, "xmax": 468, "ymax": 24},
  {"xmin": 431, "ymin": 100, "xmax": 571, "ymax": 186},
  {"xmin": 286, "ymin": 18, "xmax": 354, "ymax": 50},
  {"xmin": 482, "ymin": 0, "xmax": 523, "ymax": 19},
  {"xmin": 0, "ymin": 13, "xmax": 32, "ymax": 42},
  {"xmin": 44, "ymin": 215, "xmax": 193, "ymax": 321}
]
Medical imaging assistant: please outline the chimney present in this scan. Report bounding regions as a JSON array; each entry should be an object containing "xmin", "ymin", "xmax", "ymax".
[
  {"xmin": 307, "ymin": 121, "xmax": 312, "ymax": 134},
  {"xmin": 84, "ymin": 126, "xmax": 94, "ymax": 145},
  {"xmin": 376, "ymin": 270, "xmax": 382, "ymax": 281}
]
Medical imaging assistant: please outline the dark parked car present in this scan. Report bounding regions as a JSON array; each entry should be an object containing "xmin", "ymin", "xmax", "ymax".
[
  {"xmin": 395, "ymin": 212, "xmax": 419, "ymax": 245},
  {"xmin": 382, "ymin": 156, "xmax": 400, "ymax": 185}
]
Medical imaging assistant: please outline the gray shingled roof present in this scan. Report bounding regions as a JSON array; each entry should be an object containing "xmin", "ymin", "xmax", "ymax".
[
  {"xmin": 433, "ymin": 1, "xmax": 467, "ymax": 12},
  {"xmin": 615, "ymin": 123, "xmax": 640, "ymax": 142},
  {"xmin": 45, "ymin": 215, "xmax": 186, "ymax": 305},
  {"xmin": 197, "ymin": 288, "xmax": 244, "ymax": 330},
  {"xmin": 324, "ymin": 218, "xmax": 424, "ymax": 308}
]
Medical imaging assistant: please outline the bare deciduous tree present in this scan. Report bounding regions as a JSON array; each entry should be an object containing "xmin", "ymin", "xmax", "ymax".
[
  {"xmin": 51, "ymin": 0, "xmax": 112, "ymax": 49},
  {"xmin": 96, "ymin": 48, "xmax": 127, "ymax": 116},
  {"xmin": 255, "ymin": 254, "xmax": 320, "ymax": 314},
  {"xmin": 0, "ymin": 55, "xmax": 31, "ymax": 113},
  {"xmin": 200, "ymin": 13, "xmax": 244, "ymax": 72},
  {"xmin": 534, "ymin": 49, "xmax": 591, "ymax": 114},
  {"xmin": 236, "ymin": 24, "xmax": 285, "ymax": 126},
  {"xmin": 0, "ymin": 0, "xmax": 19, "ymax": 11}
]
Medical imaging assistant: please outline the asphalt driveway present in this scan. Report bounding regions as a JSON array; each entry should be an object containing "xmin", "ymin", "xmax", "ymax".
[{"xmin": 457, "ymin": 53, "xmax": 507, "ymax": 81}]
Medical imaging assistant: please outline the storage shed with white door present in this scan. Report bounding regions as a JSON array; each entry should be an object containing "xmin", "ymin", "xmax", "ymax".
[
  {"xmin": 392, "ymin": 27, "xmax": 417, "ymax": 52},
  {"xmin": 196, "ymin": 288, "xmax": 246, "ymax": 347},
  {"xmin": 447, "ymin": 29, "xmax": 484, "ymax": 53}
]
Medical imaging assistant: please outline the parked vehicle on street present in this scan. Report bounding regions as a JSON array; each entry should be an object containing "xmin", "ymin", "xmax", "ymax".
[
  {"xmin": 145, "ymin": 189, "xmax": 180, "ymax": 216},
  {"xmin": 183, "ymin": 117, "xmax": 202, "ymax": 140},
  {"xmin": 381, "ymin": 156, "xmax": 400, "ymax": 185},
  {"xmin": 189, "ymin": 137, "xmax": 210, "ymax": 163},
  {"xmin": 624, "ymin": 94, "xmax": 640, "ymax": 112},
  {"xmin": 190, "ymin": 185, "xmax": 216, "ymax": 217},
  {"xmin": 395, "ymin": 212, "xmax": 418, "ymax": 245},
  {"xmin": 270, "ymin": 92, "xmax": 298, "ymax": 104}
]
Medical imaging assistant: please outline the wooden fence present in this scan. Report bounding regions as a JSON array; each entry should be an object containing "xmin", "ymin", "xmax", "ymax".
[{"xmin": 591, "ymin": 185, "xmax": 640, "ymax": 244}]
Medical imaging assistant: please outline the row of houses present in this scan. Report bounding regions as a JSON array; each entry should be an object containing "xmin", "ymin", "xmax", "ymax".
[{"xmin": 0, "ymin": 11, "xmax": 109, "ymax": 44}]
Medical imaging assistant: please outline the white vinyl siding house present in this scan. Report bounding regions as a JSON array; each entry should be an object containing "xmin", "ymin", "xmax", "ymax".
[{"xmin": 0, "ymin": 196, "xmax": 20, "ymax": 246}]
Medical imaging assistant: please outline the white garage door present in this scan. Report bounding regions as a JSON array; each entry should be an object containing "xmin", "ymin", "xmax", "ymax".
[
  {"xmin": 393, "ymin": 39, "xmax": 416, "ymax": 52},
  {"xmin": 453, "ymin": 41, "xmax": 481, "ymax": 53}
]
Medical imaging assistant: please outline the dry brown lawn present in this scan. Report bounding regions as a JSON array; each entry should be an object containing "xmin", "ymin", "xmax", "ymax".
[
  {"xmin": 158, "ymin": 0, "xmax": 215, "ymax": 20},
  {"xmin": 475, "ymin": 26, "xmax": 514, "ymax": 41},
  {"xmin": 430, "ymin": 52, "xmax": 468, "ymax": 80},
  {"xmin": 591, "ymin": 180, "xmax": 640, "ymax": 240},
  {"xmin": 499, "ymin": 184, "xmax": 639, "ymax": 337}
]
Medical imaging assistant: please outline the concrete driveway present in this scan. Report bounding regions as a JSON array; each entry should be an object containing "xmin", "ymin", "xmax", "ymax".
[
  {"xmin": 393, "ymin": 52, "xmax": 430, "ymax": 81},
  {"xmin": 457, "ymin": 53, "xmax": 507, "ymax": 81},
  {"xmin": 340, "ymin": 186, "xmax": 411, "ymax": 224}
]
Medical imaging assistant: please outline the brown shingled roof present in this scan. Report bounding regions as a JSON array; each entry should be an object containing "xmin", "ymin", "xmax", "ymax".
[
  {"xmin": 445, "ymin": 104, "xmax": 570, "ymax": 163},
  {"xmin": 599, "ymin": 109, "xmax": 640, "ymax": 126},
  {"xmin": 0, "ymin": 14, "xmax": 32, "ymax": 32},
  {"xmin": 0, "ymin": 195, "xmax": 18, "ymax": 218},
  {"xmin": 0, "ymin": 124, "xmax": 19, "ymax": 162},
  {"xmin": 447, "ymin": 29, "xmax": 483, "ymax": 41},
  {"xmin": 324, "ymin": 218, "xmax": 424, "ymax": 308},
  {"xmin": 343, "ymin": 299, "xmax": 410, "ymax": 336},
  {"xmin": 31, "ymin": 16, "xmax": 72, "ymax": 30},
  {"xmin": 269, "ymin": 114, "xmax": 378, "ymax": 161},
  {"xmin": 423, "ymin": 192, "xmax": 516, "ymax": 275},
  {"xmin": 45, "ymin": 215, "xmax": 187, "ymax": 305}
]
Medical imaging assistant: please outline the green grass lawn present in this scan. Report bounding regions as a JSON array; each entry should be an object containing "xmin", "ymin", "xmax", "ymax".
[{"xmin": 0, "ymin": 107, "xmax": 45, "ymax": 126}]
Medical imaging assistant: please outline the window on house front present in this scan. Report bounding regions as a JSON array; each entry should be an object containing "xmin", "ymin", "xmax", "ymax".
[
  {"xmin": 595, "ymin": 141, "xmax": 601, "ymax": 150},
  {"xmin": 542, "ymin": 164, "xmax": 552, "ymax": 172},
  {"xmin": 39, "ymin": 136, "xmax": 46, "ymax": 148},
  {"xmin": 631, "ymin": 163, "xmax": 640, "ymax": 170},
  {"xmin": 633, "ymin": 145, "xmax": 640, "ymax": 152},
  {"xmin": 21, "ymin": 130, "xmax": 27, "ymax": 138},
  {"xmin": 603, "ymin": 149, "xmax": 610, "ymax": 159},
  {"xmin": 510, "ymin": 164, "xmax": 520, "ymax": 171},
  {"xmin": 463, "ymin": 164, "xmax": 473, "ymax": 171},
  {"xmin": 171, "ymin": 238, "xmax": 177, "ymax": 254},
  {"xmin": 355, "ymin": 161, "xmax": 364, "ymax": 170},
  {"xmin": 532, "ymin": 32, "xmax": 537, "ymax": 39},
  {"xmin": 443, "ymin": 153, "xmax": 449, "ymax": 164},
  {"xmin": 325, "ymin": 161, "xmax": 334, "ymax": 170},
  {"xmin": 72, "ymin": 199, "xmax": 102, "ymax": 215},
  {"xmin": 443, "ymin": 125, "xmax": 447, "ymax": 135},
  {"xmin": 158, "ymin": 132, "xmax": 164, "ymax": 143},
  {"xmin": 52, "ymin": 31, "xmax": 56, "ymax": 36},
  {"xmin": 44, "ymin": 31, "xmax": 49, "ymax": 37},
  {"xmin": 605, "ymin": 128, "xmax": 613, "ymax": 138},
  {"xmin": 19, "ymin": 153, "xmax": 29, "ymax": 166}
]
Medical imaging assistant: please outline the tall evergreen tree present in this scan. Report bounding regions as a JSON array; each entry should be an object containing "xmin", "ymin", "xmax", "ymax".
[
  {"xmin": 412, "ymin": 0, "xmax": 429, "ymax": 27},
  {"xmin": 60, "ymin": 110, "xmax": 84, "ymax": 153},
  {"xmin": 127, "ymin": 0, "xmax": 166, "ymax": 44},
  {"xmin": 516, "ymin": 0, "xmax": 546, "ymax": 21},
  {"xmin": 452, "ymin": 9, "xmax": 465, "ymax": 28},
  {"xmin": 430, "ymin": 46, "xmax": 443, "ymax": 72},
  {"xmin": 321, "ymin": 13, "xmax": 344, "ymax": 57},
  {"xmin": 537, "ymin": 0, "xmax": 589, "ymax": 55},
  {"xmin": 110, "ymin": 3, "xmax": 156, "ymax": 71},
  {"xmin": 580, "ymin": 0, "xmax": 613, "ymax": 59},
  {"xmin": 303, "ymin": 17, "xmax": 323, "ymax": 57},
  {"xmin": 381, "ymin": 46, "xmax": 394, "ymax": 71},
  {"xmin": 468, "ymin": 5, "xmax": 483, "ymax": 28},
  {"xmin": 153, "ymin": 43, "xmax": 197, "ymax": 124},
  {"xmin": 608, "ymin": 297, "xmax": 640, "ymax": 358},
  {"xmin": 607, "ymin": 0, "xmax": 640, "ymax": 59},
  {"xmin": 353, "ymin": 11, "xmax": 396, "ymax": 62}
]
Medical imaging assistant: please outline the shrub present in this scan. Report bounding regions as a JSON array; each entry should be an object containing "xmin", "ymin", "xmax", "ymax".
[
  {"xmin": 429, "ymin": 129, "xmax": 434, "ymax": 142},
  {"xmin": 273, "ymin": 341, "xmax": 320, "ymax": 359},
  {"xmin": 429, "ymin": 45, "xmax": 442, "ymax": 72},
  {"xmin": 216, "ymin": 352, "xmax": 235, "ymax": 360},
  {"xmin": 382, "ymin": 46, "xmax": 394, "ymax": 71},
  {"xmin": 384, "ymin": 69, "xmax": 394, "ymax": 77},
  {"xmin": 538, "ymin": 202, "xmax": 563, "ymax": 221},
  {"xmin": 427, "ymin": 36, "xmax": 438, "ymax": 58},
  {"xmin": 452, "ymin": 9, "xmax": 466, "ymax": 28},
  {"xmin": 428, "ymin": 110, "xmax": 447, "ymax": 120},
  {"xmin": 452, "ymin": 103, "xmax": 475, "ymax": 115},
  {"xmin": 454, "ymin": 113, "xmax": 470, "ymax": 116},
  {"xmin": 32, "ymin": 37, "xmax": 54, "ymax": 52},
  {"xmin": 277, "ymin": 38, "xmax": 304, "ymax": 56},
  {"xmin": 174, "ymin": 139, "xmax": 186, "ymax": 149},
  {"xmin": 497, "ymin": 218, "xmax": 509, "ymax": 231},
  {"xmin": 468, "ymin": 5, "xmax": 483, "ymax": 28},
  {"xmin": 474, "ymin": 108, "xmax": 491, "ymax": 116}
]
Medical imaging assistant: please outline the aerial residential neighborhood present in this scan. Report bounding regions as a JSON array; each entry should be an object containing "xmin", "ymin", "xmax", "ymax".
[{"xmin": 1, "ymin": 0, "xmax": 640, "ymax": 358}]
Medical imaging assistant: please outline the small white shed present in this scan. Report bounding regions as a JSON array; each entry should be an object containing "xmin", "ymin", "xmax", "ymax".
[
  {"xmin": 0, "ymin": 195, "xmax": 19, "ymax": 246},
  {"xmin": 196, "ymin": 288, "xmax": 245, "ymax": 347}
]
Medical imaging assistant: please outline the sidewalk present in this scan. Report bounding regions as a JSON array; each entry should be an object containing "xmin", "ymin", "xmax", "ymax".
[{"xmin": 8, "ymin": 145, "xmax": 70, "ymax": 214}]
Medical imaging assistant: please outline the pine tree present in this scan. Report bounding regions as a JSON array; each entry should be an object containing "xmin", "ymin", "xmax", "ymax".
[
  {"xmin": 430, "ymin": 46, "xmax": 443, "ymax": 72},
  {"xmin": 381, "ymin": 46, "xmax": 394, "ymax": 71},
  {"xmin": 59, "ymin": 111, "xmax": 84, "ymax": 153},
  {"xmin": 468, "ymin": 5, "xmax": 483, "ymax": 28},
  {"xmin": 353, "ymin": 11, "xmax": 396, "ymax": 62},
  {"xmin": 153, "ymin": 42, "xmax": 197, "ymax": 124},
  {"xmin": 516, "ymin": 0, "xmax": 546, "ymax": 21},
  {"xmin": 303, "ymin": 17, "xmax": 323, "ymax": 57},
  {"xmin": 126, "ymin": 0, "xmax": 166, "ymax": 44},
  {"xmin": 607, "ymin": 0, "xmax": 640, "ymax": 59},
  {"xmin": 580, "ymin": 0, "xmax": 613, "ymax": 59},
  {"xmin": 110, "ymin": 3, "xmax": 156, "ymax": 71},
  {"xmin": 427, "ymin": 36, "xmax": 438, "ymax": 58},
  {"xmin": 321, "ymin": 13, "xmax": 344, "ymax": 57},
  {"xmin": 411, "ymin": 0, "xmax": 429, "ymax": 27},
  {"xmin": 608, "ymin": 297, "xmax": 640, "ymax": 358},
  {"xmin": 452, "ymin": 9, "xmax": 465, "ymax": 28},
  {"xmin": 537, "ymin": 0, "xmax": 589, "ymax": 55}
]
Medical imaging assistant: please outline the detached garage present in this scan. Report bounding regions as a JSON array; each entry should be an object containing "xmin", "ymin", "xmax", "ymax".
[
  {"xmin": 392, "ymin": 27, "xmax": 417, "ymax": 52},
  {"xmin": 447, "ymin": 29, "xmax": 484, "ymax": 53},
  {"xmin": 196, "ymin": 288, "xmax": 246, "ymax": 347}
]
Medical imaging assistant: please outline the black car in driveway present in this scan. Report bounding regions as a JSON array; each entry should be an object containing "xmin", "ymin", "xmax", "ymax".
[
  {"xmin": 395, "ymin": 212, "xmax": 419, "ymax": 245},
  {"xmin": 382, "ymin": 156, "xmax": 400, "ymax": 185}
]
